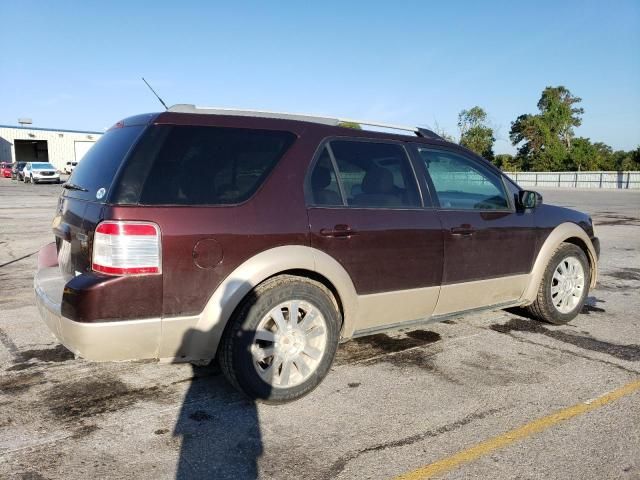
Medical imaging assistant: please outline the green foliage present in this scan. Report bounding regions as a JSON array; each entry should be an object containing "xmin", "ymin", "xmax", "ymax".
[
  {"xmin": 537, "ymin": 86, "xmax": 584, "ymax": 149},
  {"xmin": 338, "ymin": 121, "xmax": 362, "ymax": 130},
  {"xmin": 458, "ymin": 106, "xmax": 495, "ymax": 161},
  {"xmin": 510, "ymin": 86, "xmax": 585, "ymax": 171},
  {"xmin": 493, "ymin": 153, "xmax": 523, "ymax": 171}
]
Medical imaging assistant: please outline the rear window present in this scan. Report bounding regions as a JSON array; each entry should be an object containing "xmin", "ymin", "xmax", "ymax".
[
  {"xmin": 65, "ymin": 125, "xmax": 145, "ymax": 201},
  {"xmin": 112, "ymin": 125, "xmax": 295, "ymax": 205}
]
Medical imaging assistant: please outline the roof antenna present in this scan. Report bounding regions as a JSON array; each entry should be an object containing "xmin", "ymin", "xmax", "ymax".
[{"xmin": 142, "ymin": 77, "xmax": 168, "ymax": 110}]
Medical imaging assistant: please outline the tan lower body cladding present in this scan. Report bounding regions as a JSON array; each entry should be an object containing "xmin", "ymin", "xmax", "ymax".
[{"xmin": 351, "ymin": 274, "xmax": 529, "ymax": 335}]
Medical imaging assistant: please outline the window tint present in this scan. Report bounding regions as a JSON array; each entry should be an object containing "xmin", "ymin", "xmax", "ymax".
[
  {"xmin": 65, "ymin": 125, "xmax": 145, "ymax": 202},
  {"xmin": 417, "ymin": 148, "xmax": 509, "ymax": 210},
  {"xmin": 329, "ymin": 140, "xmax": 420, "ymax": 208},
  {"xmin": 117, "ymin": 125, "xmax": 295, "ymax": 205},
  {"xmin": 309, "ymin": 147, "xmax": 343, "ymax": 206}
]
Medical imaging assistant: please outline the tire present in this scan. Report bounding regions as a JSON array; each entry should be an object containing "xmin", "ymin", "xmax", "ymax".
[
  {"xmin": 218, "ymin": 275, "xmax": 341, "ymax": 404},
  {"xmin": 526, "ymin": 243, "xmax": 590, "ymax": 325}
]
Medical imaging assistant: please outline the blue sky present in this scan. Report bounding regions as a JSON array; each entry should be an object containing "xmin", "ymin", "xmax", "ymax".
[{"xmin": 1, "ymin": 1, "xmax": 638, "ymax": 154}]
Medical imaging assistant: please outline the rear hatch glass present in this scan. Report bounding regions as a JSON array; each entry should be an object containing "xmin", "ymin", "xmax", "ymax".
[
  {"xmin": 64, "ymin": 125, "xmax": 145, "ymax": 202},
  {"xmin": 55, "ymin": 123, "xmax": 148, "ymax": 279}
]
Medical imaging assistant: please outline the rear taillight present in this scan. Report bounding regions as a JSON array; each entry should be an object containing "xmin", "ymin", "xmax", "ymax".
[{"xmin": 92, "ymin": 221, "xmax": 161, "ymax": 275}]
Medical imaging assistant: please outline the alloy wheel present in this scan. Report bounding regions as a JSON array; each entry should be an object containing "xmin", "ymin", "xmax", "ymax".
[
  {"xmin": 251, "ymin": 300, "xmax": 328, "ymax": 389},
  {"xmin": 551, "ymin": 256, "xmax": 585, "ymax": 314}
]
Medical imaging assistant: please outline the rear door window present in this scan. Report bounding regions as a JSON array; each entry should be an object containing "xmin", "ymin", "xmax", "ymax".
[
  {"xmin": 329, "ymin": 140, "xmax": 420, "ymax": 208},
  {"xmin": 117, "ymin": 125, "xmax": 295, "ymax": 205},
  {"xmin": 308, "ymin": 147, "xmax": 344, "ymax": 206}
]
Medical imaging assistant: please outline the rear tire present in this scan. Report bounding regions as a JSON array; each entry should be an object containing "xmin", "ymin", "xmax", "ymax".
[
  {"xmin": 526, "ymin": 243, "xmax": 590, "ymax": 325},
  {"xmin": 218, "ymin": 275, "xmax": 341, "ymax": 404}
]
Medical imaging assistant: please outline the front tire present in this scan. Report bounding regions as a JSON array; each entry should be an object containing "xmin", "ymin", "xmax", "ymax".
[
  {"xmin": 526, "ymin": 243, "xmax": 590, "ymax": 325},
  {"xmin": 218, "ymin": 275, "xmax": 341, "ymax": 403}
]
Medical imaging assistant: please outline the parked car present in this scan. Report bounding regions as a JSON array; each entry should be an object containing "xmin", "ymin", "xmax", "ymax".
[
  {"xmin": 0, "ymin": 162, "xmax": 12, "ymax": 178},
  {"xmin": 64, "ymin": 161, "xmax": 78, "ymax": 174},
  {"xmin": 23, "ymin": 162, "xmax": 61, "ymax": 184},
  {"xmin": 12, "ymin": 162, "xmax": 26, "ymax": 181},
  {"xmin": 34, "ymin": 106, "xmax": 600, "ymax": 403}
]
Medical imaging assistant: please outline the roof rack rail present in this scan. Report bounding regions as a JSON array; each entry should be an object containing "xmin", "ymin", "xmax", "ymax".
[{"xmin": 167, "ymin": 104, "xmax": 442, "ymax": 139}]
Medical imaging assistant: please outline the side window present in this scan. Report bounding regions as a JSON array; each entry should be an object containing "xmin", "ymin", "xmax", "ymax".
[
  {"xmin": 309, "ymin": 147, "xmax": 343, "ymax": 206},
  {"xmin": 330, "ymin": 140, "xmax": 420, "ymax": 208},
  {"xmin": 134, "ymin": 126, "xmax": 295, "ymax": 205},
  {"xmin": 417, "ymin": 148, "xmax": 509, "ymax": 210}
]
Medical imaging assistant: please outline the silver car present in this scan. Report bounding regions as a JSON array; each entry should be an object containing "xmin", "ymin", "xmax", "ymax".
[{"xmin": 22, "ymin": 162, "xmax": 61, "ymax": 184}]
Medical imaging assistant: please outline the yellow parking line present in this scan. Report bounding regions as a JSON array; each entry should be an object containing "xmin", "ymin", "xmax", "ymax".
[{"xmin": 395, "ymin": 379, "xmax": 640, "ymax": 480}]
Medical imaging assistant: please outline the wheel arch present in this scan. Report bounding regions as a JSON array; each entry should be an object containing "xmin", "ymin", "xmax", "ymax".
[
  {"xmin": 521, "ymin": 222, "xmax": 598, "ymax": 305},
  {"xmin": 272, "ymin": 269, "xmax": 345, "ymax": 321},
  {"xmin": 163, "ymin": 245, "xmax": 358, "ymax": 362}
]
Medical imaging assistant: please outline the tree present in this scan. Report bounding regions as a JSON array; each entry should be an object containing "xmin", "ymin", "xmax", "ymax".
[
  {"xmin": 567, "ymin": 138, "xmax": 600, "ymax": 170},
  {"xmin": 458, "ymin": 106, "xmax": 495, "ymax": 161},
  {"xmin": 510, "ymin": 86, "xmax": 584, "ymax": 171},
  {"xmin": 338, "ymin": 121, "xmax": 361, "ymax": 129},
  {"xmin": 537, "ymin": 86, "xmax": 584, "ymax": 149},
  {"xmin": 493, "ymin": 153, "xmax": 522, "ymax": 171},
  {"xmin": 630, "ymin": 147, "xmax": 640, "ymax": 169}
]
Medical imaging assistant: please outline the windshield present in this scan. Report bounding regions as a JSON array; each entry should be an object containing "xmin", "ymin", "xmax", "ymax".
[{"xmin": 32, "ymin": 163, "xmax": 55, "ymax": 169}]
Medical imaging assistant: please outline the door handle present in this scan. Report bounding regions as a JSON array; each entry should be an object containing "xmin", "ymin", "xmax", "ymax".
[
  {"xmin": 320, "ymin": 224, "xmax": 356, "ymax": 237},
  {"xmin": 450, "ymin": 226, "xmax": 475, "ymax": 237}
]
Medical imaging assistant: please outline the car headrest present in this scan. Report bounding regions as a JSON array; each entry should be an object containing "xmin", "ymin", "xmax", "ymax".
[
  {"xmin": 362, "ymin": 166, "xmax": 394, "ymax": 194},
  {"xmin": 312, "ymin": 167, "xmax": 332, "ymax": 190}
]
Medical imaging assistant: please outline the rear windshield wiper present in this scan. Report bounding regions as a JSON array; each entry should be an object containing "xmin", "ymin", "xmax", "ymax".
[{"xmin": 62, "ymin": 182, "xmax": 89, "ymax": 192}]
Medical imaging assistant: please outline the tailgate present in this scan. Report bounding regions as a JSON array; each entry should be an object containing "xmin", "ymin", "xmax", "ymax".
[{"xmin": 52, "ymin": 197, "xmax": 103, "ymax": 281}]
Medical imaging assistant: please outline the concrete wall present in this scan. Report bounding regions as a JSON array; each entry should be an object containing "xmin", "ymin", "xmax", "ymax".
[
  {"xmin": 506, "ymin": 171, "xmax": 640, "ymax": 189},
  {"xmin": 0, "ymin": 125, "xmax": 103, "ymax": 170}
]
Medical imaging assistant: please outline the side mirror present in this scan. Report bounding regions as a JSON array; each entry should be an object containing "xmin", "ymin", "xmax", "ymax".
[{"xmin": 519, "ymin": 190, "xmax": 542, "ymax": 209}]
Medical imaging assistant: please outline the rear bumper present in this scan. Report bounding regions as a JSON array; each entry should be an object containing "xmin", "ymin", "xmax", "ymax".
[{"xmin": 34, "ymin": 266, "xmax": 161, "ymax": 361}]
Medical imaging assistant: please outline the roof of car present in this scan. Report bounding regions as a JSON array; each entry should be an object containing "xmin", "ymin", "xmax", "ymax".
[{"xmin": 165, "ymin": 104, "xmax": 444, "ymax": 141}]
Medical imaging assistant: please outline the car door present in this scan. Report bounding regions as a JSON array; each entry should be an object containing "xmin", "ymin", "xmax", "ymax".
[
  {"xmin": 411, "ymin": 145, "xmax": 537, "ymax": 316},
  {"xmin": 306, "ymin": 138, "xmax": 443, "ymax": 334}
]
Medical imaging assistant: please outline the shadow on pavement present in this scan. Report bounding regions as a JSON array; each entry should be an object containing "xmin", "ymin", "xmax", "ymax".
[
  {"xmin": 173, "ymin": 279, "xmax": 270, "ymax": 480},
  {"xmin": 173, "ymin": 363, "xmax": 263, "ymax": 479}
]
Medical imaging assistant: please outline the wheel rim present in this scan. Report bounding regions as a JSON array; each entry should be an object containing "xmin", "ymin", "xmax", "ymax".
[
  {"xmin": 252, "ymin": 300, "xmax": 328, "ymax": 389},
  {"xmin": 551, "ymin": 256, "xmax": 585, "ymax": 314}
]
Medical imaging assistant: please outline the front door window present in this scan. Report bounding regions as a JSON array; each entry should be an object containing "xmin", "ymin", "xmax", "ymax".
[{"xmin": 417, "ymin": 148, "xmax": 509, "ymax": 210}]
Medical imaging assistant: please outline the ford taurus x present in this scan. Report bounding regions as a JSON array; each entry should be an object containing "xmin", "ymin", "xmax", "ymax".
[{"xmin": 34, "ymin": 105, "xmax": 600, "ymax": 403}]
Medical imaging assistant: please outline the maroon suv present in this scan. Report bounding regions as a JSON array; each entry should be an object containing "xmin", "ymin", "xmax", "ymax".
[{"xmin": 35, "ymin": 105, "xmax": 599, "ymax": 402}]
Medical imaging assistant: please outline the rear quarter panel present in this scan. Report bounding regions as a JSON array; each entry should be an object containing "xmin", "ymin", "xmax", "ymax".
[{"xmin": 105, "ymin": 129, "xmax": 317, "ymax": 318}]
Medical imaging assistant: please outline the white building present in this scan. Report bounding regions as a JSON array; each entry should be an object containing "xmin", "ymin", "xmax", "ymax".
[{"xmin": 0, "ymin": 125, "xmax": 103, "ymax": 171}]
